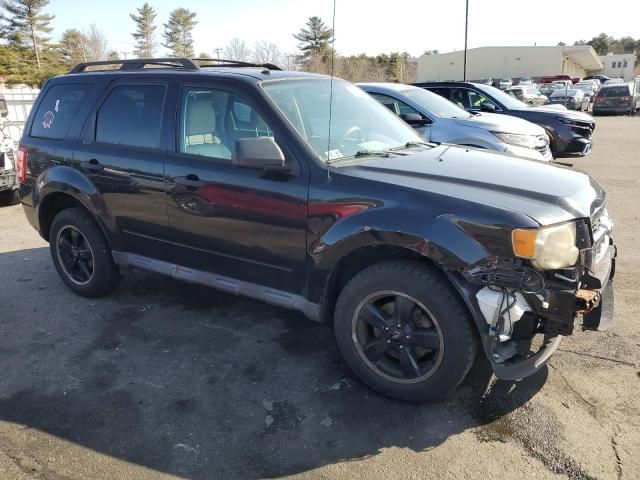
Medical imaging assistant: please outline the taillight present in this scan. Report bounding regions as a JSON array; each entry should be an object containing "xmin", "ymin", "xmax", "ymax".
[
  {"xmin": 622, "ymin": 96, "xmax": 631, "ymax": 101},
  {"xmin": 17, "ymin": 146, "xmax": 27, "ymax": 183},
  {"xmin": 595, "ymin": 97, "xmax": 604, "ymax": 103}
]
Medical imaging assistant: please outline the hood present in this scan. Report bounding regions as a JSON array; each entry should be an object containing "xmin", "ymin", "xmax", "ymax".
[
  {"xmin": 521, "ymin": 106, "xmax": 595, "ymax": 121},
  {"xmin": 453, "ymin": 112, "xmax": 543, "ymax": 136},
  {"xmin": 341, "ymin": 145, "xmax": 604, "ymax": 226},
  {"xmin": 535, "ymin": 103, "xmax": 567, "ymax": 111}
]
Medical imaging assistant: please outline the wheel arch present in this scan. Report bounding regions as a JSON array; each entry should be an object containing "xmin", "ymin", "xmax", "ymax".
[
  {"xmin": 318, "ymin": 243, "xmax": 430, "ymax": 323},
  {"xmin": 34, "ymin": 166, "xmax": 114, "ymax": 246}
]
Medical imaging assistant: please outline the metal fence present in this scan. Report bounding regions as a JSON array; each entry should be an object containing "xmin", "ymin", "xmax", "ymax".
[{"xmin": 0, "ymin": 84, "xmax": 40, "ymax": 144}]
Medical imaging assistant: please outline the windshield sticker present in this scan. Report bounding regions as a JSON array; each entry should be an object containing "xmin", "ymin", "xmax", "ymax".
[
  {"xmin": 42, "ymin": 111, "xmax": 55, "ymax": 129},
  {"xmin": 54, "ymin": 99, "xmax": 60, "ymax": 112},
  {"xmin": 326, "ymin": 149, "xmax": 343, "ymax": 160}
]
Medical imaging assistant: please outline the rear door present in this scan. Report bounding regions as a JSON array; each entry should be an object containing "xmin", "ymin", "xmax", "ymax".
[
  {"xmin": 75, "ymin": 78, "xmax": 171, "ymax": 258},
  {"xmin": 162, "ymin": 79, "xmax": 309, "ymax": 294}
]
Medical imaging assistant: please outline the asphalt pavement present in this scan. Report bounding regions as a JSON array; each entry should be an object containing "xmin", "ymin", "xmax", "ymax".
[{"xmin": 0, "ymin": 115, "xmax": 638, "ymax": 480}]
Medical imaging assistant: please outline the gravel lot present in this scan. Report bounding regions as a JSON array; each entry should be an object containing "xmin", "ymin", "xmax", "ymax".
[{"xmin": 0, "ymin": 115, "xmax": 638, "ymax": 480}]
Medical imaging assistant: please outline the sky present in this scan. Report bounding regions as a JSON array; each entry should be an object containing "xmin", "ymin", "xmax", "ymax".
[{"xmin": 47, "ymin": 0, "xmax": 640, "ymax": 59}]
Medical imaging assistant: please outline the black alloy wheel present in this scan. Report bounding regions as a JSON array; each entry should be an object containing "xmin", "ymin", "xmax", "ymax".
[
  {"xmin": 56, "ymin": 225, "xmax": 95, "ymax": 285},
  {"xmin": 352, "ymin": 291, "xmax": 444, "ymax": 383}
]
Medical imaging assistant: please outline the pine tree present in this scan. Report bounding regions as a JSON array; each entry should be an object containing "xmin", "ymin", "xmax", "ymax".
[
  {"xmin": 293, "ymin": 16, "xmax": 333, "ymax": 60},
  {"xmin": 2, "ymin": 0, "xmax": 54, "ymax": 71},
  {"xmin": 106, "ymin": 50, "xmax": 120, "ymax": 61},
  {"xmin": 59, "ymin": 28, "xmax": 87, "ymax": 67},
  {"xmin": 162, "ymin": 8, "xmax": 197, "ymax": 58},
  {"xmin": 130, "ymin": 3, "xmax": 157, "ymax": 58}
]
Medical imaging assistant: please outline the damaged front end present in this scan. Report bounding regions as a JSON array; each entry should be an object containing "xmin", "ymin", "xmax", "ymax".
[{"xmin": 450, "ymin": 206, "xmax": 616, "ymax": 381}]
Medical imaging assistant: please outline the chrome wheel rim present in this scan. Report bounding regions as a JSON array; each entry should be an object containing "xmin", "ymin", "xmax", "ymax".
[{"xmin": 351, "ymin": 291, "xmax": 444, "ymax": 384}]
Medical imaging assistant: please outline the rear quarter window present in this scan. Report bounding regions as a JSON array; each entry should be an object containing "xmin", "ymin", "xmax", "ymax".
[
  {"xmin": 30, "ymin": 83, "xmax": 93, "ymax": 140},
  {"xmin": 95, "ymin": 85, "xmax": 166, "ymax": 149}
]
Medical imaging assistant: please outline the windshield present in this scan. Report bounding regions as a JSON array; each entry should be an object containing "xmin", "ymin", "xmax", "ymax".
[
  {"xmin": 574, "ymin": 84, "xmax": 592, "ymax": 91},
  {"xmin": 551, "ymin": 89, "xmax": 578, "ymax": 98},
  {"xmin": 474, "ymin": 83, "xmax": 527, "ymax": 109},
  {"xmin": 399, "ymin": 87, "xmax": 471, "ymax": 119},
  {"xmin": 262, "ymin": 78, "xmax": 424, "ymax": 162}
]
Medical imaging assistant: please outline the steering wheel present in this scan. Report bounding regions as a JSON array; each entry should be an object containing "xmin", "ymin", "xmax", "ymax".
[{"xmin": 339, "ymin": 126, "xmax": 364, "ymax": 147}]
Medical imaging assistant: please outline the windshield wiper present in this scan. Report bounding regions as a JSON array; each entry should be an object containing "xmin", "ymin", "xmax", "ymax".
[
  {"xmin": 389, "ymin": 141, "xmax": 432, "ymax": 151},
  {"xmin": 353, "ymin": 149, "xmax": 393, "ymax": 158}
]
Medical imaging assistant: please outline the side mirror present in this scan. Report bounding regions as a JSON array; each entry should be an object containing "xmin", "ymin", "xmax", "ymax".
[
  {"xmin": 480, "ymin": 103, "xmax": 496, "ymax": 113},
  {"xmin": 233, "ymin": 137, "xmax": 289, "ymax": 171},
  {"xmin": 400, "ymin": 113, "xmax": 431, "ymax": 126}
]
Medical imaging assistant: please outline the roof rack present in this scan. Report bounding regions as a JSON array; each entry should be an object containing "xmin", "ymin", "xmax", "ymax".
[
  {"xmin": 192, "ymin": 58, "xmax": 282, "ymax": 71},
  {"xmin": 68, "ymin": 57, "xmax": 282, "ymax": 74},
  {"xmin": 69, "ymin": 58, "xmax": 200, "ymax": 74}
]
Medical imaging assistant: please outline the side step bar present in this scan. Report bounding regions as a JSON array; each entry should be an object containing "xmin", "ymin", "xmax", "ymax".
[{"xmin": 111, "ymin": 251, "xmax": 321, "ymax": 322}]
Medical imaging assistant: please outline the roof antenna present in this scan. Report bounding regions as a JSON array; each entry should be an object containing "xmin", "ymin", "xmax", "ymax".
[{"xmin": 326, "ymin": 0, "xmax": 337, "ymax": 180}]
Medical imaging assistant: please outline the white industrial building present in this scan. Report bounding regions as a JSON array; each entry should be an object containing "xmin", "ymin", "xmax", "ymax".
[
  {"xmin": 598, "ymin": 53, "xmax": 637, "ymax": 81},
  {"xmin": 417, "ymin": 45, "xmax": 605, "ymax": 82}
]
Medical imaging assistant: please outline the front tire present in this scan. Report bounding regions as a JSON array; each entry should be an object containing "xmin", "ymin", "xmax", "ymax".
[
  {"xmin": 49, "ymin": 207, "xmax": 120, "ymax": 297},
  {"xmin": 334, "ymin": 261, "xmax": 477, "ymax": 402}
]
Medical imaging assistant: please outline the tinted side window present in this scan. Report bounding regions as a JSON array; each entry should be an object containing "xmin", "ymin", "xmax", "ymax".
[
  {"xmin": 96, "ymin": 85, "xmax": 165, "ymax": 149},
  {"xmin": 179, "ymin": 87, "xmax": 274, "ymax": 161},
  {"xmin": 427, "ymin": 88, "xmax": 452, "ymax": 100},
  {"xmin": 31, "ymin": 83, "xmax": 92, "ymax": 139},
  {"xmin": 370, "ymin": 93, "xmax": 421, "ymax": 117}
]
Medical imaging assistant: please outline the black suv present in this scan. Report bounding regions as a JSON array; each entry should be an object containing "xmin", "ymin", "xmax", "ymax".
[
  {"xmin": 415, "ymin": 81, "xmax": 596, "ymax": 158},
  {"xmin": 18, "ymin": 58, "xmax": 616, "ymax": 402}
]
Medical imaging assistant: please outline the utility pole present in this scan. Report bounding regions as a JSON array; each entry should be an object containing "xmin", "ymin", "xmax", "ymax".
[
  {"xmin": 463, "ymin": 0, "xmax": 469, "ymax": 81},
  {"xmin": 213, "ymin": 47, "xmax": 222, "ymax": 59}
]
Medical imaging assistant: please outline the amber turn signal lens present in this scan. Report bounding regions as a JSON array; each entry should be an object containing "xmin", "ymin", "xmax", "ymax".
[{"xmin": 512, "ymin": 229, "xmax": 537, "ymax": 259}]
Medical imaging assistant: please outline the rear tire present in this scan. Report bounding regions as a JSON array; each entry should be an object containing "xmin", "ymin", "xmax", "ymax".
[
  {"xmin": 49, "ymin": 207, "xmax": 120, "ymax": 297},
  {"xmin": 334, "ymin": 260, "xmax": 477, "ymax": 402}
]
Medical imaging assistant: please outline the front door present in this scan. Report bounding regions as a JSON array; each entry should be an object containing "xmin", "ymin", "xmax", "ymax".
[
  {"xmin": 163, "ymin": 81, "xmax": 309, "ymax": 294},
  {"xmin": 369, "ymin": 92, "xmax": 432, "ymax": 141},
  {"xmin": 74, "ymin": 80, "xmax": 171, "ymax": 257}
]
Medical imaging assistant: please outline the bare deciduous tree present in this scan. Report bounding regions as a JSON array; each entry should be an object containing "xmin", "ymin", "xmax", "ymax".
[
  {"xmin": 84, "ymin": 24, "xmax": 108, "ymax": 61},
  {"xmin": 253, "ymin": 40, "xmax": 282, "ymax": 65},
  {"xmin": 223, "ymin": 38, "xmax": 251, "ymax": 62}
]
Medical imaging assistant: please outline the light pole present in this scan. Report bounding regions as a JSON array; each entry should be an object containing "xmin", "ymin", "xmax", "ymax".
[{"xmin": 463, "ymin": 0, "xmax": 469, "ymax": 81}]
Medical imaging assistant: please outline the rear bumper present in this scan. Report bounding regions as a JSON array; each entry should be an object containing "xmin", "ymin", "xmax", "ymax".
[
  {"xmin": 593, "ymin": 105, "xmax": 630, "ymax": 114},
  {"xmin": 21, "ymin": 202, "xmax": 37, "ymax": 231},
  {"xmin": 0, "ymin": 173, "xmax": 17, "ymax": 192}
]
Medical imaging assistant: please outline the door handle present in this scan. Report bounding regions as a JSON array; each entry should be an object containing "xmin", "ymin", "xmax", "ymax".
[
  {"xmin": 82, "ymin": 158, "xmax": 103, "ymax": 171},
  {"xmin": 175, "ymin": 174, "xmax": 204, "ymax": 190}
]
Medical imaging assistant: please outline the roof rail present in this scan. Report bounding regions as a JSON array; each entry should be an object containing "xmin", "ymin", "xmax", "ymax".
[
  {"xmin": 69, "ymin": 58, "xmax": 200, "ymax": 74},
  {"xmin": 192, "ymin": 58, "xmax": 282, "ymax": 71}
]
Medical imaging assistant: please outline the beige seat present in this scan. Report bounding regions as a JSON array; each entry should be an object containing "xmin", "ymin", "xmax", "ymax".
[{"xmin": 184, "ymin": 98, "xmax": 232, "ymax": 159}]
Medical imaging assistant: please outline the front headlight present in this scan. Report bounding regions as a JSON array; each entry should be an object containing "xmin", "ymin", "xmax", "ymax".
[
  {"xmin": 512, "ymin": 222, "xmax": 579, "ymax": 270},
  {"xmin": 493, "ymin": 132, "xmax": 538, "ymax": 149}
]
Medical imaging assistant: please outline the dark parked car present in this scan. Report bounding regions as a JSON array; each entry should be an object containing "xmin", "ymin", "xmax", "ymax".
[
  {"xmin": 415, "ymin": 82, "xmax": 596, "ymax": 158},
  {"xmin": 547, "ymin": 89, "xmax": 590, "ymax": 111},
  {"xmin": 584, "ymin": 74, "xmax": 610, "ymax": 84},
  {"xmin": 593, "ymin": 83, "xmax": 640, "ymax": 115},
  {"xmin": 18, "ymin": 58, "xmax": 616, "ymax": 402}
]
